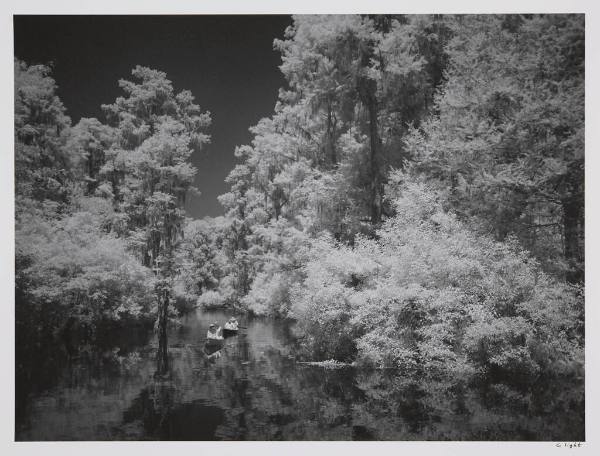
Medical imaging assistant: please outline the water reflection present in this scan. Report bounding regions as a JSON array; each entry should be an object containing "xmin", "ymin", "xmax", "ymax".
[{"xmin": 16, "ymin": 310, "xmax": 584, "ymax": 441}]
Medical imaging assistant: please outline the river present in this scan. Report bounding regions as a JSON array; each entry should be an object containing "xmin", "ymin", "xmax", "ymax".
[{"xmin": 15, "ymin": 309, "xmax": 584, "ymax": 441}]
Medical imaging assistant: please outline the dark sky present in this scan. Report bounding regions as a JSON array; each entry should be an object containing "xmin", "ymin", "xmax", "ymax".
[{"xmin": 14, "ymin": 15, "xmax": 292, "ymax": 218}]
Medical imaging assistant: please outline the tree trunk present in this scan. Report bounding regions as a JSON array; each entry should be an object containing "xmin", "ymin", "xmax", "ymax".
[
  {"xmin": 155, "ymin": 283, "xmax": 170, "ymax": 376},
  {"xmin": 326, "ymin": 103, "xmax": 337, "ymax": 165},
  {"xmin": 367, "ymin": 97, "xmax": 382, "ymax": 225},
  {"xmin": 358, "ymin": 41, "xmax": 383, "ymax": 225},
  {"xmin": 563, "ymin": 195, "xmax": 584, "ymax": 283},
  {"xmin": 359, "ymin": 80, "xmax": 382, "ymax": 225}
]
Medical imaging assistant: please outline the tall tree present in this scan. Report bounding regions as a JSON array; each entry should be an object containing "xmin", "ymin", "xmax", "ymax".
[
  {"xmin": 213, "ymin": 15, "xmax": 452, "ymax": 309},
  {"xmin": 100, "ymin": 66, "xmax": 211, "ymax": 374},
  {"xmin": 406, "ymin": 14, "xmax": 584, "ymax": 281},
  {"xmin": 14, "ymin": 59, "xmax": 73, "ymax": 209},
  {"xmin": 275, "ymin": 15, "xmax": 450, "ymax": 226}
]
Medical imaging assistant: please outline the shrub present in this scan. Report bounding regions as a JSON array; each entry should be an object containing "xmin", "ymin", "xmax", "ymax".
[
  {"xmin": 196, "ymin": 290, "xmax": 227, "ymax": 309},
  {"xmin": 290, "ymin": 180, "xmax": 584, "ymax": 383},
  {"xmin": 17, "ymin": 204, "xmax": 155, "ymax": 326}
]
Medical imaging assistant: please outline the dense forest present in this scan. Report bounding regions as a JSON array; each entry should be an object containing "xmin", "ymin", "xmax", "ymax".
[{"xmin": 16, "ymin": 14, "xmax": 584, "ymax": 390}]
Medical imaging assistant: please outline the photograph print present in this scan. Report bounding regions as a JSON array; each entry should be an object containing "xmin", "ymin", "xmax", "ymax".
[{"xmin": 14, "ymin": 13, "xmax": 585, "ymax": 441}]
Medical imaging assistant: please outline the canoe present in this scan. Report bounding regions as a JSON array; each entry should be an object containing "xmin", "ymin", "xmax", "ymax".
[
  {"xmin": 204, "ymin": 339, "xmax": 224, "ymax": 356},
  {"xmin": 205, "ymin": 337, "xmax": 224, "ymax": 346},
  {"xmin": 222, "ymin": 328, "xmax": 239, "ymax": 337}
]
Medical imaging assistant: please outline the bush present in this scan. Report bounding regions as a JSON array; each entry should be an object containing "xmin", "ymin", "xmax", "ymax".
[
  {"xmin": 289, "ymin": 180, "xmax": 584, "ymax": 382},
  {"xmin": 16, "ymin": 197, "xmax": 156, "ymax": 331},
  {"xmin": 243, "ymin": 271, "xmax": 291, "ymax": 316},
  {"xmin": 196, "ymin": 290, "xmax": 227, "ymax": 309}
]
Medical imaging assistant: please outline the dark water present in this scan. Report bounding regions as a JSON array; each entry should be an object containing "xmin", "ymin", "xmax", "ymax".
[{"xmin": 16, "ymin": 309, "xmax": 584, "ymax": 441}]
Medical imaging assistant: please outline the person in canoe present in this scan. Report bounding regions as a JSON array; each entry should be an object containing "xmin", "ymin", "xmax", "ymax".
[
  {"xmin": 206, "ymin": 322, "xmax": 223, "ymax": 340},
  {"xmin": 224, "ymin": 317, "xmax": 239, "ymax": 332}
]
